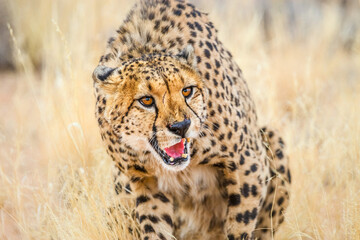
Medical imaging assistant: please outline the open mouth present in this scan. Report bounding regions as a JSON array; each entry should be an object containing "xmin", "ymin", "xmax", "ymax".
[{"xmin": 151, "ymin": 138, "xmax": 190, "ymax": 166}]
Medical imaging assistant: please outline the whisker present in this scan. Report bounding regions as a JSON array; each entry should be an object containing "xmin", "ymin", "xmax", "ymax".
[{"xmin": 201, "ymin": 124, "xmax": 214, "ymax": 136}]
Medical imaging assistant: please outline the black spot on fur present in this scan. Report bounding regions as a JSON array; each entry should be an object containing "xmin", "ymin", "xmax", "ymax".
[
  {"xmin": 205, "ymin": 41, "xmax": 213, "ymax": 51},
  {"xmin": 227, "ymin": 235, "xmax": 235, "ymax": 240},
  {"xmin": 250, "ymin": 164, "xmax": 258, "ymax": 172},
  {"xmin": 148, "ymin": 12, "xmax": 155, "ymax": 20},
  {"xmin": 275, "ymin": 149, "xmax": 284, "ymax": 159},
  {"xmin": 251, "ymin": 185, "xmax": 257, "ymax": 197},
  {"xmin": 139, "ymin": 215, "xmax": 147, "ymax": 223},
  {"xmin": 277, "ymin": 165, "xmax": 285, "ymax": 174},
  {"xmin": 213, "ymin": 162, "xmax": 225, "ymax": 168},
  {"xmin": 161, "ymin": 214, "xmax": 173, "ymax": 227},
  {"xmin": 125, "ymin": 183, "xmax": 132, "ymax": 194},
  {"xmin": 173, "ymin": 9, "xmax": 182, "ymax": 16},
  {"xmin": 236, "ymin": 213, "xmax": 243, "ymax": 223},
  {"xmin": 177, "ymin": 3, "xmax": 185, "ymax": 10},
  {"xmin": 287, "ymin": 169, "xmax": 292, "ymax": 183},
  {"xmin": 239, "ymin": 155, "xmax": 245, "ymax": 165},
  {"xmin": 115, "ymin": 182, "xmax": 122, "ymax": 195},
  {"xmin": 241, "ymin": 183, "xmax": 250, "ymax": 198},
  {"xmin": 194, "ymin": 22, "xmax": 203, "ymax": 32},
  {"xmin": 158, "ymin": 233, "xmax": 166, "ymax": 240},
  {"xmin": 153, "ymin": 192, "xmax": 170, "ymax": 203},
  {"xmin": 148, "ymin": 215, "xmax": 160, "ymax": 223},
  {"xmin": 134, "ymin": 164, "xmax": 148, "ymax": 173},
  {"xmin": 228, "ymin": 194, "xmax": 241, "ymax": 206},
  {"xmin": 277, "ymin": 197, "xmax": 285, "ymax": 206},
  {"xmin": 240, "ymin": 233, "xmax": 249, "ymax": 239},
  {"xmin": 144, "ymin": 224, "xmax": 155, "ymax": 233},
  {"xmin": 212, "ymin": 122, "xmax": 220, "ymax": 131},
  {"xmin": 228, "ymin": 161, "xmax": 237, "ymax": 171},
  {"xmin": 136, "ymin": 195, "xmax": 150, "ymax": 206},
  {"xmin": 204, "ymin": 49, "xmax": 211, "ymax": 58}
]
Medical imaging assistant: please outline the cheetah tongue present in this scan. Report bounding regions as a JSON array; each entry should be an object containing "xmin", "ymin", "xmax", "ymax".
[{"xmin": 164, "ymin": 139, "xmax": 185, "ymax": 159}]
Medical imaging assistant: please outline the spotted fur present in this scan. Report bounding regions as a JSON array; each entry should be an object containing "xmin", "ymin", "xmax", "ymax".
[{"xmin": 93, "ymin": 1, "xmax": 291, "ymax": 239}]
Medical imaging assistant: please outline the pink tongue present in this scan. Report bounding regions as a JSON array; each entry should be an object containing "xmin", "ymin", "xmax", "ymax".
[{"xmin": 164, "ymin": 139, "xmax": 184, "ymax": 158}]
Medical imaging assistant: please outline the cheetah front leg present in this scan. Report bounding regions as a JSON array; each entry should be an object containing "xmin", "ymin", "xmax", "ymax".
[
  {"xmin": 134, "ymin": 179, "xmax": 175, "ymax": 240},
  {"xmin": 254, "ymin": 128, "xmax": 291, "ymax": 239},
  {"xmin": 222, "ymin": 149, "xmax": 268, "ymax": 240}
]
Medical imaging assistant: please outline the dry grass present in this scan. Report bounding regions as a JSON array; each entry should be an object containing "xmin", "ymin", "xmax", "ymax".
[{"xmin": 1, "ymin": 0, "xmax": 359, "ymax": 239}]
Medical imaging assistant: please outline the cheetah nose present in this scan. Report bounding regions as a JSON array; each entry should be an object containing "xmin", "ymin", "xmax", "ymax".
[{"xmin": 167, "ymin": 119, "xmax": 191, "ymax": 138}]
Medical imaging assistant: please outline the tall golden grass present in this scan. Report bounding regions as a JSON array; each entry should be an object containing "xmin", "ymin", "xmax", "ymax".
[{"xmin": 0, "ymin": 0, "xmax": 359, "ymax": 239}]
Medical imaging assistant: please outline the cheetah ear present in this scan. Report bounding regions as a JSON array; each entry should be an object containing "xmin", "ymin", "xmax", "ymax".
[
  {"xmin": 177, "ymin": 45, "xmax": 197, "ymax": 69},
  {"xmin": 92, "ymin": 65, "xmax": 117, "ymax": 83}
]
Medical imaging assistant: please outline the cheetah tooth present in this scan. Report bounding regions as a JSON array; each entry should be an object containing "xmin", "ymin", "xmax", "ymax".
[
  {"xmin": 169, "ymin": 157, "xmax": 174, "ymax": 162},
  {"xmin": 182, "ymin": 154, "xmax": 188, "ymax": 158}
]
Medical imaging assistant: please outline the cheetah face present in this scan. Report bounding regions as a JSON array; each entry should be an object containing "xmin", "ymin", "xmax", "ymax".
[{"xmin": 94, "ymin": 47, "xmax": 207, "ymax": 171}]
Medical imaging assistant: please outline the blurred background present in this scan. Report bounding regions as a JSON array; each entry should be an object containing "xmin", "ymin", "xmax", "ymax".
[{"xmin": 0, "ymin": 0, "xmax": 359, "ymax": 239}]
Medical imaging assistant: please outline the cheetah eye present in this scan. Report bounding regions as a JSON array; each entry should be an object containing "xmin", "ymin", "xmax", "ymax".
[
  {"xmin": 182, "ymin": 87, "xmax": 193, "ymax": 98},
  {"xmin": 139, "ymin": 96, "xmax": 154, "ymax": 107}
]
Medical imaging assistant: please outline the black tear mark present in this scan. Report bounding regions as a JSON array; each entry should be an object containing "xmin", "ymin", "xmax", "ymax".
[{"xmin": 185, "ymin": 101, "xmax": 203, "ymax": 125}]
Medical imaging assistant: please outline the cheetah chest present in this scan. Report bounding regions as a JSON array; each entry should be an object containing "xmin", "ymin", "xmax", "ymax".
[{"xmin": 157, "ymin": 166, "xmax": 227, "ymax": 239}]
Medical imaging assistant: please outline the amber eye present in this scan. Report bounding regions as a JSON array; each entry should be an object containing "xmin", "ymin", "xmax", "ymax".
[
  {"xmin": 139, "ymin": 96, "xmax": 154, "ymax": 107},
  {"xmin": 182, "ymin": 87, "xmax": 193, "ymax": 98}
]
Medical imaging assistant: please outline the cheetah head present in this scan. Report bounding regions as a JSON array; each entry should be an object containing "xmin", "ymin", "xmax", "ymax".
[{"xmin": 93, "ymin": 46, "xmax": 207, "ymax": 171}]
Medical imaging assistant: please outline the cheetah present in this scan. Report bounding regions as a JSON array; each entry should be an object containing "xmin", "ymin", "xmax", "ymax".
[{"xmin": 93, "ymin": 0, "xmax": 291, "ymax": 239}]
